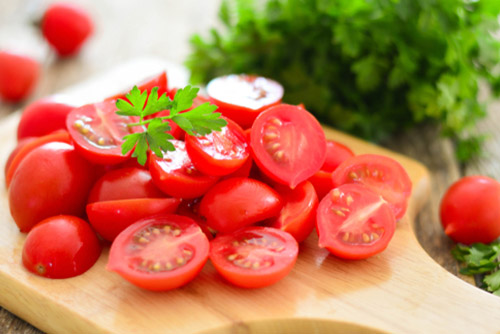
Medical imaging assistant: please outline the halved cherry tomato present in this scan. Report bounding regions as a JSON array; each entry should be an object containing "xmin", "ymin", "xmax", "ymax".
[
  {"xmin": 66, "ymin": 100, "xmax": 139, "ymax": 165},
  {"xmin": 316, "ymin": 184, "xmax": 396, "ymax": 260},
  {"xmin": 87, "ymin": 198, "xmax": 180, "ymax": 242},
  {"xmin": 17, "ymin": 99, "xmax": 74, "ymax": 140},
  {"xmin": 331, "ymin": 154, "xmax": 412, "ymax": 220},
  {"xmin": 199, "ymin": 177, "xmax": 282, "ymax": 234},
  {"xmin": 22, "ymin": 215, "xmax": 101, "ymax": 278},
  {"xmin": 185, "ymin": 117, "xmax": 249, "ymax": 176},
  {"xmin": 207, "ymin": 74, "xmax": 284, "ymax": 128},
  {"xmin": 105, "ymin": 72, "xmax": 168, "ymax": 102},
  {"xmin": 149, "ymin": 140, "xmax": 219, "ymax": 199},
  {"xmin": 440, "ymin": 175, "xmax": 500, "ymax": 244},
  {"xmin": 268, "ymin": 181, "xmax": 318, "ymax": 243},
  {"xmin": 210, "ymin": 226, "xmax": 298, "ymax": 288},
  {"xmin": 251, "ymin": 104, "xmax": 326, "ymax": 189},
  {"xmin": 107, "ymin": 214, "xmax": 209, "ymax": 291}
]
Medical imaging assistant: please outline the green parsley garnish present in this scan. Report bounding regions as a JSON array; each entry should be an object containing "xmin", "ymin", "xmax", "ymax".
[
  {"xmin": 452, "ymin": 242, "xmax": 500, "ymax": 296},
  {"xmin": 116, "ymin": 85, "xmax": 227, "ymax": 165}
]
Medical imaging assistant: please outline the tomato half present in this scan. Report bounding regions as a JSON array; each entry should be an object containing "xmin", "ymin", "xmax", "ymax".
[
  {"xmin": 207, "ymin": 74, "xmax": 284, "ymax": 128},
  {"xmin": 251, "ymin": 104, "xmax": 326, "ymax": 189},
  {"xmin": 107, "ymin": 214, "xmax": 209, "ymax": 291},
  {"xmin": 331, "ymin": 154, "xmax": 412, "ymax": 220},
  {"xmin": 210, "ymin": 226, "xmax": 298, "ymax": 288},
  {"xmin": 440, "ymin": 175, "xmax": 500, "ymax": 244},
  {"xmin": 22, "ymin": 215, "xmax": 101, "ymax": 278},
  {"xmin": 199, "ymin": 177, "xmax": 282, "ymax": 234},
  {"xmin": 185, "ymin": 117, "xmax": 249, "ymax": 176},
  {"xmin": 316, "ymin": 184, "xmax": 396, "ymax": 260},
  {"xmin": 149, "ymin": 140, "xmax": 219, "ymax": 199},
  {"xmin": 66, "ymin": 100, "xmax": 139, "ymax": 164}
]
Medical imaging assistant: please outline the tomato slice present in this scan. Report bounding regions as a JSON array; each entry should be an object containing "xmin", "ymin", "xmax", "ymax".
[
  {"xmin": 268, "ymin": 181, "xmax": 318, "ymax": 243},
  {"xmin": 107, "ymin": 214, "xmax": 209, "ymax": 291},
  {"xmin": 149, "ymin": 140, "xmax": 219, "ymax": 199},
  {"xmin": 105, "ymin": 71, "xmax": 168, "ymax": 102},
  {"xmin": 316, "ymin": 184, "xmax": 396, "ymax": 260},
  {"xmin": 250, "ymin": 104, "xmax": 326, "ymax": 188},
  {"xmin": 87, "ymin": 198, "xmax": 181, "ymax": 242},
  {"xmin": 185, "ymin": 117, "xmax": 250, "ymax": 176},
  {"xmin": 199, "ymin": 177, "xmax": 282, "ymax": 234},
  {"xmin": 331, "ymin": 154, "xmax": 412, "ymax": 220},
  {"xmin": 210, "ymin": 226, "xmax": 298, "ymax": 288},
  {"xmin": 207, "ymin": 74, "xmax": 284, "ymax": 128},
  {"xmin": 66, "ymin": 100, "xmax": 139, "ymax": 165}
]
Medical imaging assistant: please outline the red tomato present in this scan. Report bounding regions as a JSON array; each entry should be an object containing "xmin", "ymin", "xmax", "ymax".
[
  {"xmin": 8, "ymin": 142, "xmax": 95, "ymax": 232},
  {"xmin": 250, "ymin": 104, "xmax": 326, "ymax": 189},
  {"xmin": 5, "ymin": 130, "xmax": 71, "ymax": 188},
  {"xmin": 66, "ymin": 100, "xmax": 139, "ymax": 165},
  {"xmin": 87, "ymin": 198, "xmax": 180, "ymax": 242},
  {"xmin": 4, "ymin": 137, "xmax": 35, "ymax": 183},
  {"xmin": 210, "ymin": 226, "xmax": 298, "ymax": 288},
  {"xmin": 199, "ymin": 177, "xmax": 282, "ymax": 234},
  {"xmin": 440, "ymin": 175, "xmax": 500, "ymax": 244},
  {"xmin": 149, "ymin": 140, "xmax": 219, "ymax": 199},
  {"xmin": 0, "ymin": 51, "xmax": 39, "ymax": 102},
  {"xmin": 22, "ymin": 215, "xmax": 101, "ymax": 278},
  {"xmin": 308, "ymin": 171, "xmax": 334, "ymax": 200},
  {"xmin": 322, "ymin": 140, "xmax": 355, "ymax": 172},
  {"xmin": 316, "ymin": 184, "xmax": 396, "ymax": 260},
  {"xmin": 185, "ymin": 117, "xmax": 250, "ymax": 176},
  {"xmin": 87, "ymin": 167, "xmax": 165, "ymax": 203},
  {"xmin": 41, "ymin": 3, "xmax": 93, "ymax": 56},
  {"xmin": 207, "ymin": 74, "xmax": 284, "ymax": 128},
  {"xmin": 107, "ymin": 214, "xmax": 209, "ymax": 291},
  {"xmin": 17, "ymin": 99, "xmax": 74, "ymax": 140},
  {"xmin": 331, "ymin": 154, "xmax": 412, "ymax": 220},
  {"xmin": 106, "ymin": 72, "xmax": 168, "ymax": 103},
  {"xmin": 268, "ymin": 181, "xmax": 318, "ymax": 243}
]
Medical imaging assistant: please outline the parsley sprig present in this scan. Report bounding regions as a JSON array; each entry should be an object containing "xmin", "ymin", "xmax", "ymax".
[
  {"xmin": 116, "ymin": 85, "xmax": 226, "ymax": 165},
  {"xmin": 452, "ymin": 242, "xmax": 500, "ymax": 296}
]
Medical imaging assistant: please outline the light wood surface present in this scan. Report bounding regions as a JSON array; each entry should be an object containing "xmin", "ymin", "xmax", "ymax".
[{"xmin": 0, "ymin": 59, "xmax": 500, "ymax": 334}]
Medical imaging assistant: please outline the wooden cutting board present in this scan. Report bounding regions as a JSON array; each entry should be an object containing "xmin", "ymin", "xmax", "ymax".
[{"xmin": 1, "ymin": 58, "xmax": 499, "ymax": 334}]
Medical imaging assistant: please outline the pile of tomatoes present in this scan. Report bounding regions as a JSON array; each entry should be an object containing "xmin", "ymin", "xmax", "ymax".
[{"xmin": 5, "ymin": 72, "xmax": 412, "ymax": 290}]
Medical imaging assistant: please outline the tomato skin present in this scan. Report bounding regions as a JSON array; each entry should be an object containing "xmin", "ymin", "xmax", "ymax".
[
  {"xmin": 199, "ymin": 177, "xmax": 282, "ymax": 234},
  {"xmin": 107, "ymin": 214, "xmax": 209, "ymax": 291},
  {"xmin": 322, "ymin": 140, "xmax": 355, "ymax": 172},
  {"xmin": 250, "ymin": 104, "xmax": 326, "ymax": 189},
  {"xmin": 440, "ymin": 176, "xmax": 500, "ymax": 244},
  {"xmin": 22, "ymin": 215, "xmax": 101, "ymax": 278},
  {"xmin": 87, "ymin": 198, "xmax": 180, "ymax": 242},
  {"xmin": 0, "ymin": 51, "xmax": 39, "ymax": 102},
  {"xmin": 210, "ymin": 226, "xmax": 298, "ymax": 288},
  {"xmin": 4, "ymin": 137, "xmax": 35, "ymax": 183},
  {"xmin": 41, "ymin": 3, "xmax": 93, "ymax": 56},
  {"xmin": 316, "ymin": 184, "xmax": 396, "ymax": 260},
  {"xmin": 8, "ymin": 142, "xmax": 95, "ymax": 232},
  {"xmin": 308, "ymin": 170, "xmax": 334, "ymax": 200},
  {"xmin": 17, "ymin": 99, "xmax": 75, "ymax": 140}
]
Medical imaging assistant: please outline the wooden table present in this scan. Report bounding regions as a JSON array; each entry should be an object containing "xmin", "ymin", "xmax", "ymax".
[{"xmin": 0, "ymin": 0, "xmax": 498, "ymax": 332}]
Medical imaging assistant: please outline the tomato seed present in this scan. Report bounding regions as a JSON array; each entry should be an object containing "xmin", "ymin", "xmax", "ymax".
[
  {"xmin": 372, "ymin": 232, "xmax": 380, "ymax": 240},
  {"xmin": 165, "ymin": 262, "xmax": 173, "ymax": 270},
  {"xmin": 176, "ymin": 257, "xmax": 185, "ymax": 265},
  {"xmin": 173, "ymin": 229, "xmax": 181, "ymax": 236},
  {"xmin": 346, "ymin": 195, "xmax": 354, "ymax": 206},
  {"xmin": 252, "ymin": 262, "xmax": 260, "ymax": 269},
  {"xmin": 138, "ymin": 237, "xmax": 149, "ymax": 244},
  {"xmin": 269, "ymin": 117, "xmax": 282, "ymax": 127},
  {"xmin": 349, "ymin": 171, "xmax": 358, "ymax": 180},
  {"xmin": 362, "ymin": 233, "xmax": 370, "ymax": 243},
  {"xmin": 263, "ymin": 133, "xmax": 278, "ymax": 142},
  {"xmin": 333, "ymin": 209, "xmax": 346, "ymax": 217},
  {"xmin": 342, "ymin": 232, "xmax": 350, "ymax": 242},
  {"xmin": 332, "ymin": 189, "xmax": 341, "ymax": 199},
  {"xmin": 227, "ymin": 253, "xmax": 238, "ymax": 261}
]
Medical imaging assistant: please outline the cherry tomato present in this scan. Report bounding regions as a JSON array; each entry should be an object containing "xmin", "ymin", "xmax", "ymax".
[
  {"xmin": 308, "ymin": 171, "xmax": 334, "ymax": 200},
  {"xmin": 17, "ymin": 99, "xmax": 74, "ymax": 140},
  {"xmin": 105, "ymin": 72, "xmax": 168, "ymax": 103},
  {"xmin": 8, "ymin": 142, "xmax": 95, "ymax": 232},
  {"xmin": 66, "ymin": 100, "xmax": 139, "ymax": 165},
  {"xmin": 331, "ymin": 154, "xmax": 412, "ymax": 220},
  {"xmin": 41, "ymin": 3, "xmax": 93, "ymax": 56},
  {"xmin": 4, "ymin": 137, "xmax": 35, "ymax": 183},
  {"xmin": 87, "ymin": 198, "xmax": 180, "ymax": 242},
  {"xmin": 207, "ymin": 74, "xmax": 284, "ymax": 128},
  {"xmin": 185, "ymin": 117, "xmax": 250, "ymax": 176},
  {"xmin": 440, "ymin": 175, "xmax": 500, "ymax": 244},
  {"xmin": 316, "ymin": 184, "xmax": 396, "ymax": 260},
  {"xmin": 251, "ymin": 104, "xmax": 326, "ymax": 189},
  {"xmin": 22, "ymin": 215, "xmax": 101, "ymax": 278},
  {"xmin": 210, "ymin": 226, "xmax": 298, "ymax": 288},
  {"xmin": 199, "ymin": 177, "xmax": 282, "ymax": 234},
  {"xmin": 107, "ymin": 214, "xmax": 209, "ymax": 291},
  {"xmin": 149, "ymin": 140, "xmax": 219, "ymax": 199},
  {"xmin": 268, "ymin": 181, "xmax": 318, "ymax": 243},
  {"xmin": 0, "ymin": 51, "xmax": 39, "ymax": 102}
]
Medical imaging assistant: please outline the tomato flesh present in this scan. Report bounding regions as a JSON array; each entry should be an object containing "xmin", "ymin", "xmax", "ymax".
[
  {"xmin": 107, "ymin": 214, "xmax": 209, "ymax": 291},
  {"xmin": 210, "ymin": 226, "xmax": 298, "ymax": 288},
  {"xmin": 316, "ymin": 184, "xmax": 396, "ymax": 260}
]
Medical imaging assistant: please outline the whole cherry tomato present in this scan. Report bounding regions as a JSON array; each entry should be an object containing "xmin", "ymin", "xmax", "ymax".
[{"xmin": 0, "ymin": 51, "xmax": 39, "ymax": 102}]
